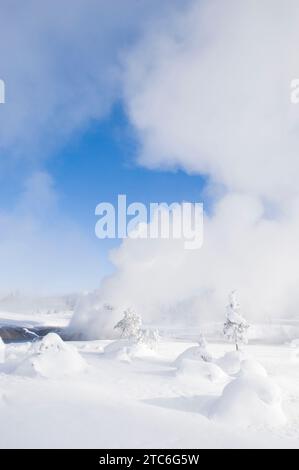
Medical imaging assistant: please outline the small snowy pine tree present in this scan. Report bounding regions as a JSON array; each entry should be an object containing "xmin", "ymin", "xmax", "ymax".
[
  {"xmin": 223, "ymin": 291, "xmax": 249, "ymax": 351},
  {"xmin": 114, "ymin": 308, "xmax": 142, "ymax": 341}
]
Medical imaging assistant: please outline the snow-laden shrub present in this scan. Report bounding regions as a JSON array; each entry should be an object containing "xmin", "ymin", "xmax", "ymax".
[
  {"xmin": 174, "ymin": 334, "xmax": 212, "ymax": 368},
  {"xmin": 174, "ymin": 335, "xmax": 224, "ymax": 383},
  {"xmin": 174, "ymin": 346, "xmax": 201, "ymax": 367},
  {"xmin": 210, "ymin": 359, "xmax": 286, "ymax": 428},
  {"xmin": 176, "ymin": 358, "xmax": 227, "ymax": 383},
  {"xmin": 0, "ymin": 337, "xmax": 5, "ymax": 364},
  {"xmin": 103, "ymin": 339, "xmax": 132, "ymax": 362},
  {"xmin": 109, "ymin": 309, "xmax": 160, "ymax": 360},
  {"xmin": 114, "ymin": 308, "xmax": 142, "ymax": 340},
  {"xmin": 197, "ymin": 334, "xmax": 212, "ymax": 362},
  {"xmin": 14, "ymin": 333, "xmax": 87, "ymax": 378},
  {"xmin": 224, "ymin": 291, "xmax": 249, "ymax": 351},
  {"xmin": 104, "ymin": 338, "xmax": 157, "ymax": 362}
]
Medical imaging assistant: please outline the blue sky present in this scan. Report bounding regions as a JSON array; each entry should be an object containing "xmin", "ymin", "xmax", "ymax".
[
  {"xmin": 48, "ymin": 103, "xmax": 206, "ymax": 226},
  {"xmin": 46, "ymin": 102, "xmax": 206, "ymax": 281},
  {"xmin": 0, "ymin": 0, "xmax": 203, "ymax": 294},
  {"xmin": 0, "ymin": 97, "xmax": 206, "ymax": 293}
]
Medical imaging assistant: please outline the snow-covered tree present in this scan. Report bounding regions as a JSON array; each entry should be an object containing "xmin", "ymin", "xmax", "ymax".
[
  {"xmin": 223, "ymin": 291, "xmax": 249, "ymax": 351},
  {"xmin": 114, "ymin": 308, "xmax": 142, "ymax": 341},
  {"xmin": 114, "ymin": 309, "xmax": 160, "ymax": 349}
]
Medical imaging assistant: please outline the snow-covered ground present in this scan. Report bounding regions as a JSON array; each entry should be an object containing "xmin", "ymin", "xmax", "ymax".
[
  {"xmin": 0, "ymin": 336, "xmax": 299, "ymax": 448},
  {"xmin": 0, "ymin": 310, "xmax": 72, "ymax": 329},
  {"xmin": 0, "ymin": 293, "xmax": 76, "ymax": 328}
]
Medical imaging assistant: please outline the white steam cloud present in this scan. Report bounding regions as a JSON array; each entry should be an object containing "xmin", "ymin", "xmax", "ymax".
[
  {"xmin": 0, "ymin": 0, "xmax": 184, "ymax": 160},
  {"xmin": 0, "ymin": 0, "xmax": 186, "ymax": 294},
  {"xmin": 124, "ymin": 0, "xmax": 299, "ymax": 203},
  {"xmin": 71, "ymin": 0, "xmax": 299, "ymax": 337}
]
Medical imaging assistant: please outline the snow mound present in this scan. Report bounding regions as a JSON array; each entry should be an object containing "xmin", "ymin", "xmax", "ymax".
[
  {"xmin": 210, "ymin": 359, "xmax": 286, "ymax": 428},
  {"xmin": 104, "ymin": 340, "xmax": 132, "ymax": 362},
  {"xmin": 104, "ymin": 339, "xmax": 157, "ymax": 362},
  {"xmin": 0, "ymin": 337, "xmax": 5, "ymax": 364},
  {"xmin": 77, "ymin": 342, "xmax": 104, "ymax": 353},
  {"xmin": 15, "ymin": 333, "xmax": 87, "ymax": 378},
  {"xmin": 239, "ymin": 359, "xmax": 268, "ymax": 378},
  {"xmin": 174, "ymin": 345, "xmax": 211, "ymax": 368},
  {"xmin": 176, "ymin": 358, "xmax": 227, "ymax": 383},
  {"xmin": 175, "ymin": 343, "xmax": 225, "ymax": 383},
  {"xmin": 217, "ymin": 350, "xmax": 248, "ymax": 375}
]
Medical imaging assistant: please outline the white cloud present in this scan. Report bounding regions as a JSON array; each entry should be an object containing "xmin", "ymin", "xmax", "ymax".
[
  {"xmin": 71, "ymin": 0, "xmax": 299, "ymax": 337},
  {"xmin": 124, "ymin": 0, "xmax": 299, "ymax": 203},
  {"xmin": 0, "ymin": 0, "xmax": 185, "ymax": 160},
  {"xmin": 0, "ymin": 0, "xmax": 187, "ymax": 294}
]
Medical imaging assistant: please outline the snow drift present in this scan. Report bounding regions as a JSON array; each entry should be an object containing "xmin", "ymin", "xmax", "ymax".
[
  {"xmin": 176, "ymin": 359, "xmax": 227, "ymax": 383},
  {"xmin": 15, "ymin": 333, "xmax": 87, "ymax": 378},
  {"xmin": 174, "ymin": 336, "xmax": 212, "ymax": 367},
  {"xmin": 174, "ymin": 346, "xmax": 211, "ymax": 368},
  {"xmin": 210, "ymin": 359, "xmax": 286, "ymax": 428},
  {"xmin": 217, "ymin": 351, "xmax": 248, "ymax": 376},
  {"xmin": 104, "ymin": 339, "xmax": 157, "ymax": 362},
  {"xmin": 174, "ymin": 339, "xmax": 226, "ymax": 383}
]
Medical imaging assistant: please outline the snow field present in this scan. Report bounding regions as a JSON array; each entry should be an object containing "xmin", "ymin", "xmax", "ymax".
[
  {"xmin": 0, "ymin": 335, "xmax": 298, "ymax": 448},
  {"xmin": 210, "ymin": 359, "xmax": 286, "ymax": 428},
  {"xmin": 104, "ymin": 338, "xmax": 159, "ymax": 362}
]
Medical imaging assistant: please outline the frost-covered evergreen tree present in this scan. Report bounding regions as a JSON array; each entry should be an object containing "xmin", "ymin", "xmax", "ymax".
[
  {"xmin": 223, "ymin": 291, "xmax": 249, "ymax": 351},
  {"xmin": 114, "ymin": 309, "xmax": 160, "ymax": 349},
  {"xmin": 114, "ymin": 308, "xmax": 142, "ymax": 341}
]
